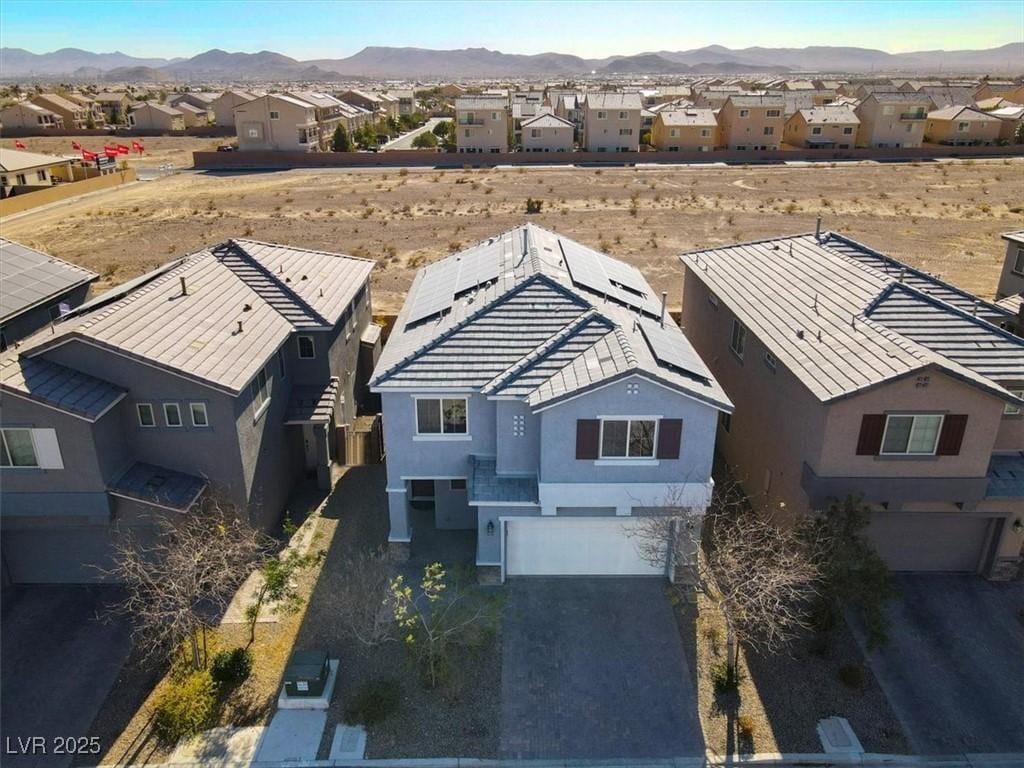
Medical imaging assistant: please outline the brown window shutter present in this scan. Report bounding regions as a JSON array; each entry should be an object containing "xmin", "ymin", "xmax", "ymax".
[
  {"xmin": 576, "ymin": 419, "xmax": 600, "ymax": 459},
  {"xmin": 936, "ymin": 414, "xmax": 968, "ymax": 456},
  {"xmin": 656, "ymin": 419, "xmax": 683, "ymax": 459},
  {"xmin": 856, "ymin": 414, "xmax": 886, "ymax": 455}
]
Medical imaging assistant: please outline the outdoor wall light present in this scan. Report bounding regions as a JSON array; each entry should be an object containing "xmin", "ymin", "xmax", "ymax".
[
  {"xmin": 486, "ymin": 520, "xmax": 495, "ymax": 536},
  {"xmin": 1013, "ymin": 519, "xmax": 1023, "ymax": 535}
]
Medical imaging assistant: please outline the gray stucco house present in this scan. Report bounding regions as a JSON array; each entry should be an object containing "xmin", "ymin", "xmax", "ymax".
[
  {"xmin": 372, "ymin": 224, "xmax": 731, "ymax": 581},
  {"xmin": 1, "ymin": 238, "xmax": 98, "ymax": 351},
  {"xmin": 0, "ymin": 239, "xmax": 378, "ymax": 583}
]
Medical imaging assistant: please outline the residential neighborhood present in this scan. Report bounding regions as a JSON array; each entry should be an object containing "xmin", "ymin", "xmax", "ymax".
[{"xmin": 1, "ymin": 2, "xmax": 1023, "ymax": 766}]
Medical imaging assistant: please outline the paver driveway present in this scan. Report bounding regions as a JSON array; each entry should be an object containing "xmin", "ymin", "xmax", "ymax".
[
  {"xmin": 850, "ymin": 575, "xmax": 1024, "ymax": 754},
  {"xmin": 500, "ymin": 578, "xmax": 703, "ymax": 758}
]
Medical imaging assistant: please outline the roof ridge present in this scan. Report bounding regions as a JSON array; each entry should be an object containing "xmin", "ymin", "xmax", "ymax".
[
  {"xmin": 613, "ymin": 325, "xmax": 639, "ymax": 367},
  {"xmin": 231, "ymin": 237, "xmax": 376, "ymax": 265}
]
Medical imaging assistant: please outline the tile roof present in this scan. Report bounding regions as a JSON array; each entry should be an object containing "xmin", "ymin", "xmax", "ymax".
[
  {"xmin": 584, "ymin": 92, "xmax": 643, "ymax": 110},
  {"xmin": 0, "ymin": 355, "xmax": 125, "ymax": 421},
  {"xmin": 456, "ymin": 96, "xmax": 508, "ymax": 111},
  {"xmin": 682, "ymin": 232, "xmax": 1024, "ymax": 407},
  {"xmin": 520, "ymin": 113, "xmax": 573, "ymax": 128},
  {"xmin": 917, "ymin": 86, "xmax": 978, "ymax": 108},
  {"xmin": 0, "ymin": 238, "xmax": 97, "ymax": 323},
  {"xmin": 865, "ymin": 91, "xmax": 933, "ymax": 104},
  {"xmin": 727, "ymin": 93, "xmax": 785, "ymax": 108},
  {"xmin": 986, "ymin": 453, "xmax": 1024, "ymax": 499},
  {"xmin": 109, "ymin": 462, "xmax": 207, "ymax": 511},
  {"xmin": 0, "ymin": 148, "xmax": 71, "ymax": 173},
  {"xmin": 23, "ymin": 239, "xmax": 373, "ymax": 395},
  {"xmin": 471, "ymin": 456, "xmax": 539, "ymax": 504},
  {"xmin": 927, "ymin": 105, "xmax": 1000, "ymax": 122},
  {"xmin": 284, "ymin": 378, "xmax": 340, "ymax": 424},
  {"xmin": 797, "ymin": 105, "xmax": 859, "ymax": 124},
  {"xmin": 373, "ymin": 225, "xmax": 731, "ymax": 413},
  {"xmin": 657, "ymin": 108, "xmax": 718, "ymax": 127}
]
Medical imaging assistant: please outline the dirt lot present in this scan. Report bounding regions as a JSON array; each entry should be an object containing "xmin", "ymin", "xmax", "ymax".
[
  {"xmin": 2, "ymin": 155, "xmax": 1021, "ymax": 308},
  {"xmin": 1, "ymin": 135, "xmax": 226, "ymax": 171}
]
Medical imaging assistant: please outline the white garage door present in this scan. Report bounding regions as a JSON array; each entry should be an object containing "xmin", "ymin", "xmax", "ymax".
[
  {"xmin": 867, "ymin": 513, "xmax": 991, "ymax": 572},
  {"xmin": 505, "ymin": 517, "xmax": 665, "ymax": 577}
]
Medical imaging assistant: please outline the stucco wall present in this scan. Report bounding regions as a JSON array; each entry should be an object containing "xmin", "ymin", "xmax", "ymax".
[
  {"xmin": 0, "ymin": 283, "xmax": 91, "ymax": 347},
  {"xmin": 495, "ymin": 400, "xmax": 539, "ymax": 475}
]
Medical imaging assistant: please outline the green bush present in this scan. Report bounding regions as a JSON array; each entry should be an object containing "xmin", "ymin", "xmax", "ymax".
[
  {"xmin": 210, "ymin": 647, "xmax": 252, "ymax": 686},
  {"xmin": 344, "ymin": 678, "xmax": 401, "ymax": 725},
  {"xmin": 153, "ymin": 672, "xmax": 217, "ymax": 743},
  {"xmin": 838, "ymin": 663, "xmax": 867, "ymax": 689},
  {"xmin": 710, "ymin": 660, "xmax": 745, "ymax": 693},
  {"xmin": 525, "ymin": 197, "xmax": 543, "ymax": 214}
]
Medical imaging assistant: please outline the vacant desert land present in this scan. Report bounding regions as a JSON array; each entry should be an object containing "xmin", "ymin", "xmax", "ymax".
[
  {"xmin": 1, "ymin": 135, "xmax": 226, "ymax": 170},
  {"xmin": 3, "ymin": 157, "xmax": 1021, "ymax": 311}
]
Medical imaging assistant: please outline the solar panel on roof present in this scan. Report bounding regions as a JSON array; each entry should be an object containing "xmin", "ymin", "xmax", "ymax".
[
  {"xmin": 405, "ymin": 258, "xmax": 461, "ymax": 325},
  {"xmin": 453, "ymin": 243, "xmax": 502, "ymax": 295},
  {"xmin": 639, "ymin": 319, "xmax": 711, "ymax": 382},
  {"xmin": 560, "ymin": 239, "xmax": 662, "ymax": 316}
]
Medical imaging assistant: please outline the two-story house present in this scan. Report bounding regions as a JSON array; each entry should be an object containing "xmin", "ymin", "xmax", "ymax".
[
  {"xmin": 235, "ymin": 94, "xmax": 320, "ymax": 152},
  {"xmin": 1, "ymin": 239, "xmax": 378, "ymax": 583},
  {"xmin": 680, "ymin": 229, "xmax": 1023, "ymax": 579},
  {"xmin": 128, "ymin": 102, "xmax": 186, "ymax": 132},
  {"xmin": 717, "ymin": 94, "xmax": 786, "ymax": 150},
  {"xmin": 210, "ymin": 89, "xmax": 258, "ymax": 127},
  {"xmin": 582, "ymin": 93, "xmax": 643, "ymax": 152},
  {"xmin": 925, "ymin": 105, "xmax": 1002, "ymax": 146},
  {"xmin": 854, "ymin": 92, "xmax": 932, "ymax": 148},
  {"xmin": 0, "ymin": 102, "xmax": 64, "ymax": 130},
  {"xmin": 372, "ymin": 225, "xmax": 732, "ymax": 582},
  {"xmin": 30, "ymin": 93, "xmax": 93, "ymax": 130},
  {"xmin": 783, "ymin": 105, "xmax": 860, "ymax": 149},
  {"xmin": 650, "ymin": 109, "xmax": 718, "ymax": 152},
  {"xmin": 520, "ymin": 113, "xmax": 574, "ymax": 152},
  {"xmin": 454, "ymin": 96, "xmax": 509, "ymax": 154}
]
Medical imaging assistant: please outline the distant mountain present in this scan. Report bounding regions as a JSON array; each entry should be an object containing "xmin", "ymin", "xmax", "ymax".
[
  {"xmin": 1, "ymin": 43, "xmax": 1021, "ymax": 80},
  {"xmin": 102, "ymin": 66, "xmax": 171, "ymax": 83}
]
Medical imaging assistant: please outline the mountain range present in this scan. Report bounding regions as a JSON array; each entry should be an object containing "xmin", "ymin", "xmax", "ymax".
[{"xmin": 1, "ymin": 43, "xmax": 1021, "ymax": 81}]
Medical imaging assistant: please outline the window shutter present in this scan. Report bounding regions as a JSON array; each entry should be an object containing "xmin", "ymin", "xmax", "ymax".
[
  {"xmin": 576, "ymin": 419, "xmax": 599, "ymax": 459},
  {"xmin": 936, "ymin": 414, "xmax": 968, "ymax": 456},
  {"xmin": 656, "ymin": 419, "xmax": 683, "ymax": 459},
  {"xmin": 856, "ymin": 414, "xmax": 886, "ymax": 455},
  {"xmin": 33, "ymin": 428, "xmax": 64, "ymax": 469}
]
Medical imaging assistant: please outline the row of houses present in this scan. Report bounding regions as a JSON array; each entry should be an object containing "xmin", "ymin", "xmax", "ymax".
[{"xmin": 1, "ymin": 223, "xmax": 1022, "ymax": 584}]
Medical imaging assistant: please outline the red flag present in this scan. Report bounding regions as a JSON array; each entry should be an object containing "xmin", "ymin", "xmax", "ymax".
[
  {"xmin": 14, "ymin": 140, "xmax": 26, "ymax": 149},
  {"xmin": 132, "ymin": 141, "xmax": 144, "ymax": 154},
  {"xmin": 116, "ymin": 144, "xmax": 130, "ymax": 154},
  {"xmin": 103, "ymin": 145, "xmax": 118, "ymax": 153},
  {"xmin": 81, "ymin": 149, "xmax": 97, "ymax": 161},
  {"xmin": 104, "ymin": 148, "xmax": 119, "ymax": 159},
  {"xmin": 71, "ymin": 140, "xmax": 82, "ymax": 150}
]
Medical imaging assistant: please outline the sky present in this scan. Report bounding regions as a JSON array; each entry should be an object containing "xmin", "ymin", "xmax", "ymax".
[{"xmin": 4, "ymin": 0, "xmax": 1022, "ymax": 60}]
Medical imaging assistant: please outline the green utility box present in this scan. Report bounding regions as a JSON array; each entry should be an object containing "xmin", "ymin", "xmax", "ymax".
[{"xmin": 283, "ymin": 650, "xmax": 329, "ymax": 698}]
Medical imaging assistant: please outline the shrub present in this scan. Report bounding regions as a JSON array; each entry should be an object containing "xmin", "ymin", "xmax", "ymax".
[
  {"xmin": 525, "ymin": 197, "xmax": 543, "ymax": 214},
  {"xmin": 344, "ymin": 678, "xmax": 401, "ymax": 725},
  {"xmin": 152, "ymin": 672, "xmax": 217, "ymax": 743},
  {"xmin": 737, "ymin": 713, "xmax": 756, "ymax": 738},
  {"xmin": 710, "ymin": 660, "xmax": 745, "ymax": 693},
  {"xmin": 210, "ymin": 647, "xmax": 252, "ymax": 686},
  {"xmin": 838, "ymin": 663, "xmax": 866, "ymax": 689}
]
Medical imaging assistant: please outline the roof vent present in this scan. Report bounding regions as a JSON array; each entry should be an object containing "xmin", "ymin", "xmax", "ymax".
[
  {"xmin": 797, "ymin": 329, "xmax": 805, "ymax": 340},
  {"xmin": 815, "ymin": 216, "xmax": 823, "ymax": 242},
  {"xmin": 180, "ymin": 276, "xmax": 188, "ymax": 295},
  {"xmin": 237, "ymin": 320, "xmax": 244, "ymax": 333},
  {"xmin": 242, "ymin": 303, "xmax": 252, "ymax": 312}
]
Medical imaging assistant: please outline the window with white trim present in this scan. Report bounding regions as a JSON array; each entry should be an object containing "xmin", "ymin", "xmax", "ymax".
[
  {"xmin": 297, "ymin": 335, "xmax": 315, "ymax": 359},
  {"xmin": 843, "ymin": 126, "xmax": 854, "ymax": 134},
  {"xmin": 880, "ymin": 414, "xmax": 943, "ymax": 455},
  {"xmin": 597, "ymin": 111, "xmax": 607, "ymax": 119},
  {"xmin": 618, "ymin": 111, "xmax": 627, "ymax": 120},
  {"xmin": 1004, "ymin": 391, "xmax": 1023, "ymax": 416},
  {"xmin": 416, "ymin": 397, "xmax": 467, "ymax": 435},
  {"xmin": 730, "ymin": 319, "xmax": 746, "ymax": 358},
  {"xmin": 251, "ymin": 366, "xmax": 270, "ymax": 414},
  {"xmin": 812, "ymin": 126, "xmax": 823, "ymax": 135},
  {"xmin": 1012, "ymin": 246, "xmax": 1024, "ymax": 276},
  {"xmin": 190, "ymin": 402, "xmax": 209, "ymax": 427},
  {"xmin": 763, "ymin": 126, "xmax": 774, "ymax": 136},
  {"xmin": 766, "ymin": 109, "xmax": 781, "ymax": 118},
  {"xmin": 137, "ymin": 403, "xmax": 155, "ymax": 427},
  {"xmin": 164, "ymin": 403, "xmax": 182, "ymax": 427},
  {"xmin": 269, "ymin": 110, "xmax": 280, "ymax": 120},
  {"xmin": 599, "ymin": 418, "xmax": 657, "ymax": 459}
]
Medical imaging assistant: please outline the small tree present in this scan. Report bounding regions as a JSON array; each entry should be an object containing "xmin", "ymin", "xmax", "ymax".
[
  {"xmin": 331, "ymin": 124, "xmax": 352, "ymax": 152},
  {"xmin": 525, "ymin": 197, "xmax": 543, "ymax": 214},
  {"xmin": 432, "ymin": 119, "xmax": 450, "ymax": 137},
  {"xmin": 245, "ymin": 548, "xmax": 319, "ymax": 646},
  {"xmin": 333, "ymin": 547, "xmax": 393, "ymax": 647},
  {"xmin": 412, "ymin": 131, "xmax": 438, "ymax": 149}
]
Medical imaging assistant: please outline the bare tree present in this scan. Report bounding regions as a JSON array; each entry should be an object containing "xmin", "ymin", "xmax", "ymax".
[
  {"xmin": 632, "ymin": 480, "xmax": 821, "ymax": 682},
  {"xmin": 106, "ymin": 497, "xmax": 270, "ymax": 670},
  {"xmin": 330, "ymin": 546, "xmax": 394, "ymax": 647}
]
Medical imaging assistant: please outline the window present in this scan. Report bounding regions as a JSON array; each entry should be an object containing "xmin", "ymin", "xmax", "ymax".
[
  {"xmin": 739, "ymin": 110, "xmax": 750, "ymax": 118},
  {"xmin": 190, "ymin": 402, "xmax": 209, "ymax": 427},
  {"xmin": 1005, "ymin": 391, "xmax": 1024, "ymax": 416},
  {"xmin": 531, "ymin": 128, "xmax": 541, "ymax": 138},
  {"xmin": 880, "ymin": 414, "xmax": 943, "ymax": 455},
  {"xmin": 137, "ymin": 403, "xmax": 155, "ymax": 427},
  {"xmin": 766, "ymin": 109, "xmax": 781, "ymax": 118},
  {"xmin": 1013, "ymin": 246, "xmax": 1024, "ymax": 276},
  {"xmin": 764, "ymin": 351, "xmax": 777, "ymax": 372},
  {"xmin": 597, "ymin": 111, "xmax": 607, "ymax": 119},
  {"xmin": 618, "ymin": 128, "xmax": 632, "ymax": 136},
  {"xmin": 410, "ymin": 479, "xmax": 434, "ymax": 499},
  {"xmin": 250, "ymin": 365, "xmax": 270, "ymax": 414},
  {"xmin": 883, "ymin": 105, "xmax": 895, "ymax": 115},
  {"xmin": 669, "ymin": 128, "xmax": 679, "ymax": 138},
  {"xmin": 730, "ymin": 319, "xmax": 746, "ymax": 358},
  {"xmin": 491, "ymin": 112, "xmax": 498, "ymax": 120},
  {"xmin": 269, "ymin": 110, "xmax": 280, "ymax": 120},
  {"xmin": 1, "ymin": 429, "xmax": 37, "ymax": 467},
  {"xmin": 297, "ymin": 335, "xmax": 315, "ymax": 358},
  {"xmin": 618, "ymin": 111, "xmax": 627, "ymax": 120},
  {"xmin": 700, "ymin": 128, "xmax": 711, "ymax": 138},
  {"xmin": 812, "ymin": 126, "xmax": 823, "ymax": 135},
  {"xmin": 763, "ymin": 126, "xmax": 774, "ymax": 136},
  {"xmin": 450, "ymin": 478, "xmax": 467, "ymax": 491},
  {"xmin": 415, "ymin": 397, "xmax": 468, "ymax": 435},
  {"xmin": 163, "ymin": 403, "xmax": 182, "ymax": 427},
  {"xmin": 720, "ymin": 412, "xmax": 732, "ymax": 433},
  {"xmin": 36, "ymin": 170, "xmax": 47, "ymax": 182},
  {"xmin": 843, "ymin": 126, "xmax": 854, "ymax": 135},
  {"xmin": 599, "ymin": 418, "xmax": 657, "ymax": 459},
  {"xmin": 16, "ymin": 174, "xmax": 26, "ymax": 186},
  {"xmin": 708, "ymin": 292, "xmax": 720, "ymax": 308}
]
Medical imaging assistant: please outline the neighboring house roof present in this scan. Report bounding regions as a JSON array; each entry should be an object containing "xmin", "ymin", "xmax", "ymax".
[
  {"xmin": 727, "ymin": 93, "xmax": 785, "ymax": 108},
  {"xmin": 584, "ymin": 92, "xmax": 643, "ymax": 110},
  {"xmin": 455, "ymin": 96, "xmax": 508, "ymax": 111},
  {"xmin": 288, "ymin": 91, "xmax": 343, "ymax": 109},
  {"xmin": 0, "ymin": 238, "xmax": 97, "ymax": 325},
  {"xmin": 681, "ymin": 232, "xmax": 1024, "ymax": 407},
  {"xmin": 865, "ymin": 91, "xmax": 932, "ymax": 104},
  {"xmin": 989, "ymin": 105, "xmax": 1024, "ymax": 120},
  {"xmin": 0, "ymin": 355, "xmax": 125, "ymax": 421},
  {"xmin": 285, "ymin": 378, "xmax": 340, "ymax": 425},
  {"xmin": 917, "ymin": 86, "xmax": 977, "ymax": 108},
  {"xmin": 797, "ymin": 105, "xmax": 860, "ymax": 124},
  {"xmin": 657, "ymin": 108, "xmax": 718, "ymax": 127},
  {"xmin": 372, "ymin": 224, "xmax": 731, "ymax": 414},
  {"xmin": 1001, "ymin": 230, "xmax": 1024, "ymax": 245},
  {"xmin": 22, "ymin": 239, "xmax": 374, "ymax": 395},
  {"xmin": 174, "ymin": 102, "xmax": 209, "ymax": 115},
  {"xmin": 265, "ymin": 93, "xmax": 315, "ymax": 110},
  {"xmin": 134, "ymin": 102, "xmax": 183, "ymax": 117},
  {"xmin": 927, "ymin": 105, "xmax": 1001, "ymax": 122},
  {"xmin": 521, "ymin": 113, "xmax": 573, "ymax": 129},
  {"xmin": 1, "ymin": 148, "xmax": 70, "ymax": 173},
  {"xmin": 975, "ymin": 96, "xmax": 1014, "ymax": 110},
  {"xmin": 94, "ymin": 92, "xmax": 129, "ymax": 103},
  {"xmin": 33, "ymin": 93, "xmax": 85, "ymax": 113},
  {"xmin": 3, "ymin": 101, "xmax": 56, "ymax": 116}
]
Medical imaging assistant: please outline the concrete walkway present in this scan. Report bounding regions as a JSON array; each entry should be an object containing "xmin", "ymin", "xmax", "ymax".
[{"xmin": 380, "ymin": 118, "xmax": 448, "ymax": 150}]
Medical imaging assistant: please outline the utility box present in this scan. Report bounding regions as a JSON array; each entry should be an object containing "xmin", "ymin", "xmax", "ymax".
[{"xmin": 283, "ymin": 650, "xmax": 329, "ymax": 698}]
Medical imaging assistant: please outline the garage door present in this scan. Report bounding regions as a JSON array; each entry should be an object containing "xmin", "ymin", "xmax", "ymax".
[
  {"xmin": 867, "ymin": 513, "xmax": 991, "ymax": 572},
  {"xmin": 505, "ymin": 517, "xmax": 665, "ymax": 577}
]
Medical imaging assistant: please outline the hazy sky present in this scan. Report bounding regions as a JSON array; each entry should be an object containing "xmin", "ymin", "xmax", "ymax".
[{"xmin": 4, "ymin": 0, "xmax": 1022, "ymax": 60}]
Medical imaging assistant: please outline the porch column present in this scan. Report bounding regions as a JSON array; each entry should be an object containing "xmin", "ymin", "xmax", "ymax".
[
  {"xmin": 387, "ymin": 481, "xmax": 411, "ymax": 561},
  {"xmin": 313, "ymin": 423, "xmax": 331, "ymax": 490}
]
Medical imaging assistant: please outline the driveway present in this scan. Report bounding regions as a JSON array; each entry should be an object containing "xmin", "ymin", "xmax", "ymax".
[
  {"xmin": 500, "ymin": 578, "xmax": 703, "ymax": 758},
  {"xmin": 0, "ymin": 586, "xmax": 132, "ymax": 768},
  {"xmin": 850, "ymin": 575, "xmax": 1024, "ymax": 754},
  {"xmin": 380, "ymin": 118, "xmax": 448, "ymax": 151}
]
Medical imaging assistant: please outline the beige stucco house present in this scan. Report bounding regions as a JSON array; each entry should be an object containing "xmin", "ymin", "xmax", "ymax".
[
  {"xmin": 974, "ymin": 82, "xmax": 1024, "ymax": 103},
  {"xmin": 783, "ymin": 105, "xmax": 859, "ymax": 148},
  {"xmin": 0, "ymin": 102, "xmax": 64, "ymax": 130},
  {"xmin": 128, "ymin": 103, "xmax": 186, "ymax": 132},
  {"xmin": 925, "ymin": 105, "xmax": 1002, "ymax": 145},
  {"xmin": 718, "ymin": 94, "xmax": 785, "ymax": 150},
  {"xmin": 234, "ymin": 94, "xmax": 320, "ymax": 152},
  {"xmin": 0, "ymin": 148, "xmax": 75, "ymax": 196},
  {"xmin": 680, "ymin": 230, "xmax": 1024, "ymax": 579},
  {"xmin": 989, "ymin": 105, "xmax": 1024, "ymax": 142},
  {"xmin": 582, "ymin": 92, "xmax": 642, "ymax": 152},
  {"xmin": 454, "ymin": 96, "xmax": 509, "ymax": 154},
  {"xmin": 210, "ymin": 89, "xmax": 257, "ymax": 127},
  {"xmin": 520, "ymin": 113, "xmax": 574, "ymax": 152},
  {"xmin": 854, "ymin": 92, "xmax": 931, "ymax": 148},
  {"xmin": 174, "ymin": 101, "xmax": 213, "ymax": 128},
  {"xmin": 650, "ymin": 108, "xmax": 718, "ymax": 152},
  {"xmin": 94, "ymin": 92, "xmax": 132, "ymax": 124},
  {"xmin": 30, "ymin": 94, "xmax": 92, "ymax": 130},
  {"xmin": 996, "ymin": 231, "xmax": 1024, "ymax": 302}
]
